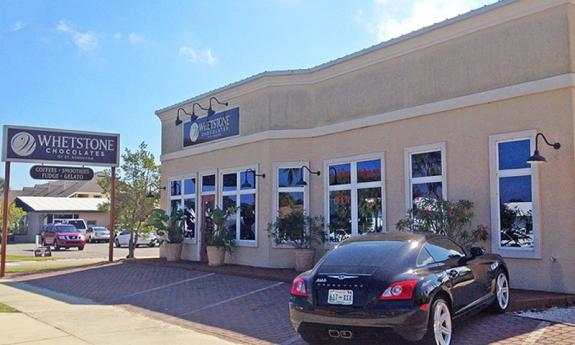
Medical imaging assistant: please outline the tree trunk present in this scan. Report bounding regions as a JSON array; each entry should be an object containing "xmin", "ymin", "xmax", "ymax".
[{"xmin": 127, "ymin": 231, "xmax": 136, "ymax": 258}]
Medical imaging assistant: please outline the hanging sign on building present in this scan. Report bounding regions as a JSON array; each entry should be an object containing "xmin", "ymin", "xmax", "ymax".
[
  {"xmin": 2, "ymin": 125, "xmax": 120, "ymax": 167},
  {"xmin": 30, "ymin": 165, "xmax": 94, "ymax": 181},
  {"xmin": 183, "ymin": 107, "xmax": 240, "ymax": 147}
]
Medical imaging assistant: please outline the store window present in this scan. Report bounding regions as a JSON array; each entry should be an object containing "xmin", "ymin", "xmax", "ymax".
[
  {"xmin": 169, "ymin": 177, "xmax": 197, "ymax": 241},
  {"xmin": 276, "ymin": 166, "xmax": 307, "ymax": 217},
  {"xmin": 490, "ymin": 131, "xmax": 539, "ymax": 257},
  {"xmin": 405, "ymin": 143, "xmax": 446, "ymax": 210},
  {"xmin": 326, "ymin": 156, "xmax": 385, "ymax": 243},
  {"xmin": 220, "ymin": 169, "xmax": 257, "ymax": 244}
]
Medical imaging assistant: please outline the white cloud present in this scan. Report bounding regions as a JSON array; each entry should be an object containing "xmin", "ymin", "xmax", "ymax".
[
  {"xmin": 179, "ymin": 45, "xmax": 217, "ymax": 65},
  {"xmin": 364, "ymin": 0, "xmax": 496, "ymax": 42},
  {"xmin": 128, "ymin": 33, "xmax": 144, "ymax": 45},
  {"xmin": 113, "ymin": 32, "xmax": 122, "ymax": 40},
  {"xmin": 9, "ymin": 21, "xmax": 25, "ymax": 32},
  {"xmin": 57, "ymin": 20, "xmax": 98, "ymax": 51}
]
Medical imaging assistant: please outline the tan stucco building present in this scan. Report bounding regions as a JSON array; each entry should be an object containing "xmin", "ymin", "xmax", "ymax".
[{"xmin": 156, "ymin": 0, "xmax": 575, "ymax": 293}]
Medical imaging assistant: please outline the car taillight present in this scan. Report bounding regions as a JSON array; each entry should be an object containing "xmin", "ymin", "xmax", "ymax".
[
  {"xmin": 290, "ymin": 277, "xmax": 307, "ymax": 297},
  {"xmin": 379, "ymin": 280, "xmax": 418, "ymax": 300}
]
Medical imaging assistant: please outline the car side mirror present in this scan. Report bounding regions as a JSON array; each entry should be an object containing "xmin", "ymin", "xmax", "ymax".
[{"xmin": 469, "ymin": 247, "xmax": 484, "ymax": 258}]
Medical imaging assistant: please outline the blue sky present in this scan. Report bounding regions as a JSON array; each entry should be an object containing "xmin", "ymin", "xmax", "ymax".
[{"xmin": 0, "ymin": 0, "xmax": 496, "ymax": 189}]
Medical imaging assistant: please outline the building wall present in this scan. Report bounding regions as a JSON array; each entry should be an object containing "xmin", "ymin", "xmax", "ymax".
[
  {"xmin": 159, "ymin": 1, "xmax": 573, "ymax": 156},
  {"xmin": 161, "ymin": 88, "xmax": 575, "ymax": 293}
]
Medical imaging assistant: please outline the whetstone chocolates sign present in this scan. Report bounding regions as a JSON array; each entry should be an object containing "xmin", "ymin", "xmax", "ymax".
[
  {"xmin": 2, "ymin": 125, "xmax": 120, "ymax": 167},
  {"xmin": 30, "ymin": 165, "xmax": 94, "ymax": 181},
  {"xmin": 183, "ymin": 107, "xmax": 240, "ymax": 147}
]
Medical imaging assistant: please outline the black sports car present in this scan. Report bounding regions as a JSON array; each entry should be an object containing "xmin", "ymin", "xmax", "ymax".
[{"xmin": 289, "ymin": 232, "xmax": 510, "ymax": 345}]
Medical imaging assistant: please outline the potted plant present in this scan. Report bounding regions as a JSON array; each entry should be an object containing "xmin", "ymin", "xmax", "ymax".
[
  {"xmin": 267, "ymin": 210, "xmax": 325, "ymax": 271},
  {"xmin": 396, "ymin": 197, "xmax": 489, "ymax": 247},
  {"xmin": 204, "ymin": 206, "xmax": 236, "ymax": 266},
  {"xmin": 147, "ymin": 208, "xmax": 185, "ymax": 261}
]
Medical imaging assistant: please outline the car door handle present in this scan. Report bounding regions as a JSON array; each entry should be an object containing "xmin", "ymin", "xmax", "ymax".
[{"xmin": 448, "ymin": 270, "xmax": 458, "ymax": 278}]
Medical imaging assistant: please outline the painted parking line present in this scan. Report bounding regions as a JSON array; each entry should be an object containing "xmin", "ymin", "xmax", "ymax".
[
  {"xmin": 106, "ymin": 273, "xmax": 215, "ymax": 302},
  {"xmin": 179, "ymin": 281, "xmax": 285, "ymax": 317}
]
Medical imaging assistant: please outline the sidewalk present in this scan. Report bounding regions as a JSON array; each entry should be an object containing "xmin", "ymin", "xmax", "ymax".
[{"xmin": 0, "ymin": 281, "xmax": 238, "ymax": 345}]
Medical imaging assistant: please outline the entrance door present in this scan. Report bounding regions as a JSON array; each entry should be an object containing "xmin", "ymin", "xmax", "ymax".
[
  {"xmin": 199, "ymin": 173, "xmax": 216, "ymax": 262},
  {"xmin": 200, "ymin": 194, "xmax": 215, "ymax": 262}
]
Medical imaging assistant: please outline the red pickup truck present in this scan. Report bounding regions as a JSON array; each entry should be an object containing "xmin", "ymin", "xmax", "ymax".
[{"xmin": 41, "ymin": 223, "xmax": 85, "ymax": 251}]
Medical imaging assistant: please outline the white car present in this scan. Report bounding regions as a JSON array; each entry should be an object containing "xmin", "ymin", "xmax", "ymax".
[
  {"xmin": 86, "ymin": 227, "xmax": 110, "ymax": 243},
  {"xmin": 114, "ymin": 230, "xmax": 158, "ymax": 248}
]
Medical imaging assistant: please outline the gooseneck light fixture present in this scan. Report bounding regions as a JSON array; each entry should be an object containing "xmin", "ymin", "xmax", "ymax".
[
  {"xmin": 527, "ymin": 132, "xmax": 561, "ymax": 164},
  {"xmin": 208, "ymin": 97, "xmax": 229, "ymax": 116},
  {"xmin": 175, "ymin": 107, "xmax": 190, "ymax": 127},
  {"xmin": 241, "ymin": 168, "xmax": 265, "ymax": 189},
  {"xmin": 296, "ymin": 165, "xmax": 321, "ymax": 187},
  {"xmin": 190, "ymin": 102, "xmax": 208, "ymax": 122}
]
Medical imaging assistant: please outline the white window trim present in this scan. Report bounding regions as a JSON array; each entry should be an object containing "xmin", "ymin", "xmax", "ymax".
[
  {"xmin": 218, "ymin": 165, "xmax": 259, "ymax": 247},
  {"xmin": 323, "ymin": 152, "xmax": 387, "ymax": 247},
  {"xmin": 271, "ymin": 161, "xmax": 310, "ymax": 249},
  {"xmin": 489, "ymin": 130, "xmax": 541, "ymax": 259},
  {"xmin": 404, "ymin": 142, "xmax": 447, "ymax": 212},
  {"xmin": 168, "ymin": 175, "xmax": 198, "ymax": 244}
]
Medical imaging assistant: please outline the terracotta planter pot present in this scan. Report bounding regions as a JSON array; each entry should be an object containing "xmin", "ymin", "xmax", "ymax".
[
  {"xmin": 294, "ymin": 248, "xmax": 315, "ymax": 272},
  {"xmin": 207, "ymin": 246, "xmax": 226, "ymax": 266},
  {"xmin": 164, "ymin": 243, "xmax": 183, "ymax": 262}
]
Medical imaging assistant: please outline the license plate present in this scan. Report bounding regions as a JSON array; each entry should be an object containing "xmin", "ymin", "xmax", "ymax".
[{"xmin": 328, "ymin": 289, "xmax": 353, "ymax": 305}]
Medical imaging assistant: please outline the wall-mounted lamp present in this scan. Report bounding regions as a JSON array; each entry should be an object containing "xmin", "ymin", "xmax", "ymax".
[
  {"xmin": 208, "ymin": 97, "xmax": 229, "ymax": 116},
  {"xmin": 296, "ymin": 165, "xmax": 321, "ymax": 187},
  {"xmin": 242, "ymin": 168, "xmax": 265, "ymax": 189},
  {"xmin": 175, "ymin": 107, "xmax": 190, "ymax": 127},
  {"xmin": 190, "ymin": 102, "xmax": 208, "ymax": 122},
  {"xmin": 527, "ymin": 132, "xmax": 561, "ymax": 164}
]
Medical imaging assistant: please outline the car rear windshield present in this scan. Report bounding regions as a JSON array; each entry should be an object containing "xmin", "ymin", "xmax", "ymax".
[
  {"xmin": 55, "ymin": 225, "xmax": 79, "ymax": 233},
  {"xmin": 323, "ymin": 240, "xmax": 412, "ymax": 267},
  {"xmin": 93, "ymin": 227, "xmax": 108, "ymax": 232}
]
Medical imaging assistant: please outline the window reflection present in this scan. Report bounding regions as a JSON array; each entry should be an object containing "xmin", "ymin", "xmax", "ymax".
[
  {"xmin": 240, "ymin": 171, "xmax": 256, "ymax": 190},
  {"xmin": 278, "ymin": 192, "xmax": 304, "ymax": 217},
  {"xmin": 413, "ymin": 182, "xmax": 443, "ymax": 203},
  {"xmin": 411, "ymin": 151, "xmax": 442, "ymax": 178},
  {"xmin": 222, "ymin": 195, "xmax": 237, "ymax": 236},
  {"xmin": 223, "ymin": 173, "xmax": 237, "ymax": 192},
  {"xmin": 357, "ymin": 160, "xmax": 381, "ymax": 183},
  {"xmin": 499, "ymin": 176, "xmax": 533, "ymax": 248},
  {"xmin": 329, "ymin": 190, "xmax": 351, "ymax": 242},
  {"xmin": 498, "ymin": 140, "xmax": 530, "ymax": 170},
  {"xmin": 329, "ymin": 163, "xmax": 351, "ymax": 185},
  {"xmin": 183, "ymin": 198, "xmax": 196, "ymax": 239},
  {"xmin": 184, "ymin": 178, "xmax": 196, "ymax": 195},
  {"xmin": 171, "ymin": 180, "xmax": 182, "ymax": 196},
  {"xmin": 358, "ymin": 188, "xmax": 383, "ymax": 234},
  {"xmin": 202, "ymin": 175, "xmax": 216, "ymax": 193},
  {"xmin": 240, "ymin": 194, "xmax": 256, "ymax": 240}
]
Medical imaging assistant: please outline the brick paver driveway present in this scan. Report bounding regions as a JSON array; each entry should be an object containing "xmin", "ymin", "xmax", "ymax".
[{"xmin": 11, "ymin": 262, "xmax": 575, "ymax": 345}]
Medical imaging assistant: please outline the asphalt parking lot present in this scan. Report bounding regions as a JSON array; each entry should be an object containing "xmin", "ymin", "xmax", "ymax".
[
  {"xmin": 7, "ymin": 242, "xmax": 159, "ymax": 260},
  {"xmin": 11, "ymin": 262, "xmax": 575, "ymax": 345}
]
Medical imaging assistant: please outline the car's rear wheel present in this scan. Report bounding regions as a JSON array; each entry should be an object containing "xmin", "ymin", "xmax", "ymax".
[
  {"xmin": 422, "ymin": 297, "xmax": 452, "ymax": 345},
  {"xmin": 78, "ymin": 246, "xmax": 84, "ymax": 251},
  {"xmin": 148, "ymin": 243, "xmax": 156, "ymax": 248},
  {"xmin": 490, "ymin": 272, "xmax": 509, "ymax": 313}
]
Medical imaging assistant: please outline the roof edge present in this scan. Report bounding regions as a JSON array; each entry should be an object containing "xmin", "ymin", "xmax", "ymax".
[{"xmin": 155, "ymin": 0, "xmax": 517, "ymax": 116}]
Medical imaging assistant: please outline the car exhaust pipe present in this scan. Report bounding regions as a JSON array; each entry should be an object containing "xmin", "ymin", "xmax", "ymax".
[{"xmin": 328, "ymin": 329, "xmax": 353, "ymax": 339}]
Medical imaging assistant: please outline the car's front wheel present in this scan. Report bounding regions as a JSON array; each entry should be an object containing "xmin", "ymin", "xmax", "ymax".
[
  {"xmin": 423, "ymin": 297, "xmax": 452, "ymax": 345},
  {"xmin": 115, "ymin": 239, "xmax": 121, "ymax": 248},
  {"xmin": 490, "ymin": 272, "xmax": 510, "ymax": 313}
]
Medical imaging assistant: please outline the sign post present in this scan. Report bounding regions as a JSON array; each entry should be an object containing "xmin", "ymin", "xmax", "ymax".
[{"xmin": 1, "ymin": 125, "xmax": 120, "ymax": 277}]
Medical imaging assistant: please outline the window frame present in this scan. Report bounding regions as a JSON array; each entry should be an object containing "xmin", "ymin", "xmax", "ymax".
[
  {"xmin": 404, "ymin": 142, "xmax": 447, "ymax": 212},
  {"xmin": 168, "ymin": 174, "xmax": 198, "ymax": 244},
  {"xmin": 489, "ymin": 130, "xmax": 541, "ymax": 259},
  {"xmin": 218, "ymin": 165, "xmax": 259, "ymax": 247},
  {"xmin": 323, "ymin": 153, "xmax": 387, "ymax": 246}
]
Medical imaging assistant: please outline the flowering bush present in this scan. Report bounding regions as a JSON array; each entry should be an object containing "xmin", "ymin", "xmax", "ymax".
[{"xmin": 396, "ymin": 198, "xmax": 488, "ymax": 247}]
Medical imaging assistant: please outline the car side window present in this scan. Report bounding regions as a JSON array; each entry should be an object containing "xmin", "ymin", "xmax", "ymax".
[
  {"xmin": 416, "ymin": 247, "xmax": 435, "ymax": 267},
  {"xmin": 425, "ymin": 238, "xmax": 465, "ymax": 263}
]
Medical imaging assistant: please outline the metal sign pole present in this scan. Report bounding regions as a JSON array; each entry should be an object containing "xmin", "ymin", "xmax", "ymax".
[
  {"xmin": 108, "ymin": 166, "xmax": 116, "ymax": 262},
  {"xmin": 1, "ymin": 162, "xmax": 11, "ymax": 277}
]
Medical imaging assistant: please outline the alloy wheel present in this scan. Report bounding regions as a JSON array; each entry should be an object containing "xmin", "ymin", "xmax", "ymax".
[
  {"xmin": 433, "ymin": 300, "xmax": 452, "ymax": 345},
  {"xmin": 496, "ymin": 273, "xmax": 509, "ymax": 310}
]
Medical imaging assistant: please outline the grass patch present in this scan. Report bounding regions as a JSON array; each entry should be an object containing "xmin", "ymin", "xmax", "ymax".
[
  {"xmin": 0, "ymin": 303, "xmax": 18, "ymax": 313},
  {"xmin": 6, "ymin": 255, "xmax": 60, "ymax": 262}
]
